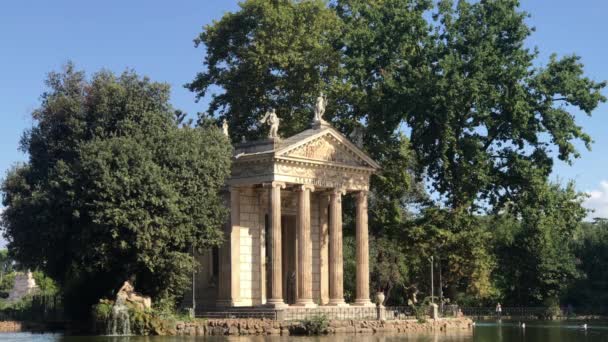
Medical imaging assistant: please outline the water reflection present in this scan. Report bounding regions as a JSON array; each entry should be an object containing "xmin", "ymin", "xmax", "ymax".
[
  {"xmin": 55, "ymin": 333, "xmax": 474, "ymax": 342},
  {"xmin": 3, "ymin": 322, "xmax": 608, "ymax": 342}
]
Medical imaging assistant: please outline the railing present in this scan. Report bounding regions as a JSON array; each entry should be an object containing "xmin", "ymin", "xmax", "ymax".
[
  {"xmin": 283, "ymin": 307, "xmax": 378, "ymax": 321},
  {"xmin": 441, "ymin": 304, "xmax": 460, "ymax": 317},
  {"xmin": 384, "ymin": 306, "xmax": 417, "ymax": 320},
  {"xmin": 196, "ymin": 305, "xmax": 418, "ymax": 321},
  {"xmin": 197, "ymin": 310, "xmax": 277, "ymax": 320},
  {"xmin": 0, "ymin": 294, "xmax": 64, "ymax": 322},
  {"xmin": 461, "ymin": 307, "xmax": 549, "ymax": 318}
]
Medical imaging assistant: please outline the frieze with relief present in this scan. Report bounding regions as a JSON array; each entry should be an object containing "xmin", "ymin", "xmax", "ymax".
[{"xmin": 275, "ymin": 163, "xmax": 370, "ymax": 191}]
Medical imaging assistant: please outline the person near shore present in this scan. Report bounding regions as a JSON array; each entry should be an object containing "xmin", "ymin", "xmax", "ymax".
[{"xmin": 496, "ymin": 303, "xmax": 502, "ymax": 317}]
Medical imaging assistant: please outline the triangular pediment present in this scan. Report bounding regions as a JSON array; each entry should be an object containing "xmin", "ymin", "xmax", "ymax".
[{"xmin": 275, "ymin": 128, "xmax": 380, "ymax": 170}]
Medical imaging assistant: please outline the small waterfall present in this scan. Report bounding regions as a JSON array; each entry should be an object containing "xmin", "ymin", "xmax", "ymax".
[{"xmin": 107, "ymin": 296, "xmax": 131, "ymax": 336}]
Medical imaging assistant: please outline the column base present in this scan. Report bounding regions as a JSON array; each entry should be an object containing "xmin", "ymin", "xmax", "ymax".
[
  {"xmin": 326, "ymin": 299, "xmax": 349, "ymax": 307},
  {"xmin": 352, "ymin": 299, "xmax": 375, "ymax": 307},
  {"xmin": 266, "ymin": 299, "xmax": 288, "ymax": 309},
  {"xmin": 293, "ymin": 300, "xmax": 318, "ymax": 308}
]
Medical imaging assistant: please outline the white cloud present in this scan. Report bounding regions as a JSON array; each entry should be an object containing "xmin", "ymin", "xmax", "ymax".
[{"xmin": 584, "ymin": 180, "xmax": 608, "ymax": 220}]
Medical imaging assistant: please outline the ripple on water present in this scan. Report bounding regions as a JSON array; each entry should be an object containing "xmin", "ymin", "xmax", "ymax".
[{"xmin": 2, "ymin": 323, "xmax": 608, "ymax": 342}]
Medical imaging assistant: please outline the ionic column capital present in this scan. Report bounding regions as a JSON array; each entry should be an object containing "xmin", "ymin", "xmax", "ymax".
[
  {"xmin": 263, "ymin": 181, "xmax": 286, "ymax": 189},
  {"xmin": 330, "ymin": 187, "xmax": 346, "ymax": 196},
  {"xmin": 295, "ymin": 184, "xmax": 315, "ymax": 192}
]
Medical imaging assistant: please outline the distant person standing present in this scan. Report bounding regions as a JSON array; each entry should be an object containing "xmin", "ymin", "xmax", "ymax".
[{"xmin": 496, "ymin": 303, "xmax": 502, "ymax": 317}]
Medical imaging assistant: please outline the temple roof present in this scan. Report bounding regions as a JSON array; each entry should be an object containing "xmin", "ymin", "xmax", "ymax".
[
  {"xmin": 229, "ymin": 123, "xmax": 379, "ymax": 191},
  {"xmin": 234, "ymin": 125, "xmax": 380, "ymax": 172}
]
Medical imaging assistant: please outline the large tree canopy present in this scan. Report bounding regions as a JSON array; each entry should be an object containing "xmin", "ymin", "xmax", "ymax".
[
  {"xmin": 1, "ymin": 64, "xmax": 232, "ymax": 314},
  {"xmin": 189, "ymin": 0, "xmax": 429, "ymax": 234},
  {"xmin": 411, "ymin": 0, "xmax": 606, "ymax": 210},
  {"xmin": 188, "ymin": 0, "xmax": 343, "ymax": 140},
  {"xmin": 190, "ymin": 0, "xmax": 605, "ymax": 305},
  {"xmin": 493, "ymin": 181, "xmax": 586, "ymax": 304}
]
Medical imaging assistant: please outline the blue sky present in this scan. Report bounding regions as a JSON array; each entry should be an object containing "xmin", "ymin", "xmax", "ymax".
[{"xmin": 0, "ymin": 1, "xmax": 607, "ymax": 219}]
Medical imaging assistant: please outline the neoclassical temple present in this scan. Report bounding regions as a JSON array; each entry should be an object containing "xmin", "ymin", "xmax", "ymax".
[{"xmin": 192, "ymin": 103, "xmax": 379, "ymax": 309}]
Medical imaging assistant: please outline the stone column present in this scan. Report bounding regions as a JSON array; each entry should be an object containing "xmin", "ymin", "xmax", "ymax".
[
  {"xmin": 217, "ymin": 188, "xmax": 240, "ymax": 307},
  {"xmin": 257, "ymin": 189, "xmax": 268, "ymax": 305},
  {"xmin": 295, "ymin": 184, "xmax": 316, "ymax": 307},
  {"xmin": 328, "ymin": 188, "xmax": 347, "ymax": 306},
  {"xmin": 216, "ymin": 216, "xmax": 232, "ymax": 306},
  {"xmin": 353, "ymin": 191, "xmax": 374, "ymax": 306},
  {"xmin": 319, "ymin": 194, "xmax": 330, "ymax": 305},
  {"xmin": 229, "ymin": 187, "xmax": 241, "ymax": 305},
  {"xmin": 266, "ymin": 181, "xmax": 287, "ymax": 308}
]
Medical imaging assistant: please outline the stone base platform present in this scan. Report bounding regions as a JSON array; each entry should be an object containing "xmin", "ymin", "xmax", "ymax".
[
  {"xmin": 197, "ymin": 305, "xmax": 379, "ymax": 321},
  {"xmin": 173, "ymin": 317, "xmax": 474, "ymax": 336}
]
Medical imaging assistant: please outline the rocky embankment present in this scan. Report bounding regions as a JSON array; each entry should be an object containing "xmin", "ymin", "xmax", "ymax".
[
  {"xmin": 172, "ymin": 317, "xmax": 473, "ymax": 336},
  {"xmin": 0, "ymin": 321, "xmax": 22, "ymax": 332}
]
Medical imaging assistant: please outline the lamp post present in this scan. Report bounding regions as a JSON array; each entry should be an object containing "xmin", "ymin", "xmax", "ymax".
[
  {"xmin": 430, "ymin": 256, "xmax": 434, "ymax": 304},
  {"xmin": 438, "ymin": 257, "xmax": 443, "ymax": 308},
  {"xmin": 192, "ymin": 245, "xmax": 196, "ymax": 317}
]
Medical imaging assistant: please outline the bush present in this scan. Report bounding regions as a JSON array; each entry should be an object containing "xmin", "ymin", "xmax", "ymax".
[
  {"xmin": 92, "ymin": 298, "xmax": 172, "ymax": 335},
  {"xmin": 534, "ymin": 298, "xmax": 562, "ymax": 320},
  {"xmin": 92, "ymin": 299, "xmax": 113, "ymax": 321},
  {"xmin": 301, "ymin": 314, "xmax": 329, "ymax": 335},
  {"xmin": 0, "ymin": 295, "xmax": 37, "ymax": 321},
  {"xmin": 91, "ymin": 299, "xmax": 114, "ymax": 333},
  {"xmin": 412, "ymin": 304, "xmax": 429, "ymax": 323},
  {"xmin": 412, "ymin": 296, "xmax": 435, "ymax": 323}
]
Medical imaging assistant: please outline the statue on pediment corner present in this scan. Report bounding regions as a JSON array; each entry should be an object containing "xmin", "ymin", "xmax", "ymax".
[
  {"xmin": 222, "ymin": 119, "xmax": 229, "ymax": 137},
  {"xmin": 260, "ymin": 108, "xmax": 280, "ymax": 139},
  {"xmin": 313, "ymin": 92, "xmax": 329, "ymax": 127}
]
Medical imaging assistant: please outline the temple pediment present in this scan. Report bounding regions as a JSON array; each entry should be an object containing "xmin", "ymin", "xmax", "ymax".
[
  {"xmin": 275, "ymin": 128, "xmax": 379, "ymax": 171},
  {"xmin": 230, "ymin": 125, "xmax": 379, "ymax": 191}
]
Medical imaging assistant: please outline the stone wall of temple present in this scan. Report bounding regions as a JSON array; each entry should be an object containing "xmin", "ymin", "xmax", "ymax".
[
  {"xmin": 238, "ymin": 189, "xmax": 262, "ymax": 306},
  {"xmin": 190, "ymin": 250, "xmax": 217, "ymax": 308}
]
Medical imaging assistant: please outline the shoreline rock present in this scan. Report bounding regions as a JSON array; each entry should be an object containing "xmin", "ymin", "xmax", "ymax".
[
  {"xmin": 171, "ymin": 317, "xmax": 473, "ymax": 336},
  {"xmin": 0, "ymin": 321, "xmax": 22, "ymax": 333}
]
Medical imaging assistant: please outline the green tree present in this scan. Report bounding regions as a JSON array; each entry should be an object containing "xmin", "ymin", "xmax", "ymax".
[
  {"xmin": 411, "ymin": 208, "xmax": 497, "ymax": 304},
  {"xmin": 189, "ymin": 0, "xmax": 429, "ymax": 235},
  {"xmin": 404, "ymin": 0, "xmax": 604, "ymax": 302},
  {"xmin": 565, "ymin": 220, "xmax": 608, "ymax": 312},
  {"xmin": 1, "ymin": 64, "xmax": 232, "ymax": 316},
  {"xmin": 188, "ymin": 0, "xmax": 343, "ymax": 140},
  {"xmin": 0, "ymin": 250, "xmax": 13, "ymax": 285},
  {"xmin": 410, "ymin": 0, "xmax": 606, "ymax": 210},
  {"xmin": 344, "ymin": 235, "xmax": 409, "ymax": 304},
  {"xmin": 189, "ymin": 0, "xmax": 604, "ymax": 304},
  {"xmin": 493, "ymin": 182, "xmax": 586, "ymax": 305}
]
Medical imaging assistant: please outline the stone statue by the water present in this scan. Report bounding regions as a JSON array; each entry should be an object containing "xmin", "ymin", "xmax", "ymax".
[
  {"xmin": 222, "ymin": 119, "xmax": 229, "ymax": 137},
  {"xmin": 259, "ymin": 108, "xmax": 280, "ymax": 139},
  {"xmin": 116, "ymin": 280, "xmax": 152, "ymax": 311},
  {"xmin": 26, "ymin": 270, "xmax": 36, "ymax": 288},
  {"xmin": 313, "ymin": 92, "xmax": 328, "ymax": 126},
  {"xmin": 7, "ymin": 270, "xmax": 38, "ymax": 302}
]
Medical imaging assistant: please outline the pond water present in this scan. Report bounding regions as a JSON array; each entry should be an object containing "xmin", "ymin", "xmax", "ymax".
[{"xmin": 2, "ymin": 320, "xmax": 608, "ymax": 342}]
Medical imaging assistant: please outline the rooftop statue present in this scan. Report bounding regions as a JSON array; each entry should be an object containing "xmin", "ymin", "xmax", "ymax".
[
  {"xmin": 222, "ymin": 119, "xmax": 229, "ymax": 137},
  {"xmin": 313, "ymin": 92, "xmax": 329, "ymax": 127},
  {"xmin": 7, "ymin": 270, "xmax": 38, "ymax": 302},
  {"xmin": 260, "ymin": 108, "xmax": 280, "ymax": 139}
]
